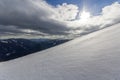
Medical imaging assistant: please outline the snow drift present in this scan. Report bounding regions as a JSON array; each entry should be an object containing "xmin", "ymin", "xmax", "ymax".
[{"xmin": 0, "ymin": 23, "xmax": 120, "ymax": 80}]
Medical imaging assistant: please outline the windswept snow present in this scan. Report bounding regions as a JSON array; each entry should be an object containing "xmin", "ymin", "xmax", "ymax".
[{"xmin": 0, "ymin": 23, "xmax": 120, "ymax": 80}]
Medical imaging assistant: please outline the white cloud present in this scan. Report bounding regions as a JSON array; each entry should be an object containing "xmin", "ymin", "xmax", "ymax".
[
  {"xmin": 53, "ymin": 3, "xmax": 79, "ymax": 21},
  {"xmin": 65, "ymin": 2, "xmax": 120, "ymax": 35}
]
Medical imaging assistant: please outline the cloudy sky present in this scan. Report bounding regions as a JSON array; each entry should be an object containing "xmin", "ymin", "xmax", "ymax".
[{"xmin": 0, "ymin": 0, "xmax": 120, "ymax": 39}]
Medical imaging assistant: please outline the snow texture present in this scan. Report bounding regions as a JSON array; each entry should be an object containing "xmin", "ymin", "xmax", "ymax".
[{"xmin": 0, "ymin": 23, "xmax": 120, "ymax": 80}]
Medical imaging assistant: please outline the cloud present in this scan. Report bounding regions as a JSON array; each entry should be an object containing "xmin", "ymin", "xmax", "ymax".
[
  {"xmin": 0, "ymin": 0, "xmax": 120, "ymax": 39},
  {"xmin": 66, "ymin": 2, "xmax": 120, "ymax": 35},
  {"xmin": 53, "ymin": 3, "xmax": 79, "ymax": 21},
  {"xmin": 0, "ymin": 0, "xmax": 70, "ymax": 36}
]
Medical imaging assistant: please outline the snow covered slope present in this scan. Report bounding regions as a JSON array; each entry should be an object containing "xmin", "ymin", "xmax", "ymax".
[{"xmin": 0, "ymin": 23, "xmax": 120, "ymax": 80}]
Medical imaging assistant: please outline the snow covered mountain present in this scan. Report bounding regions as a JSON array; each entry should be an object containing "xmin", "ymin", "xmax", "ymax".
[
  {"xmin": 0, "ymin": 23, "xmax": 120, "ymax": 80},
  {"xmin": 0, "ymin": 38, "xmax": 68, "ymax": 61}
]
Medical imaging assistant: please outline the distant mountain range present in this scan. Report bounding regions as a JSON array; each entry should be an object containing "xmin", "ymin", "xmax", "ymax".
[{"xmin": 0, "ymin": 38, "xmax": 69, "ymax": 61}]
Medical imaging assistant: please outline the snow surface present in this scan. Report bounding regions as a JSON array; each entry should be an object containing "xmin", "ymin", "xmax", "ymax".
[{"xmin": 0, "ymin": 23, "xmax": 120, "ymax": 80}]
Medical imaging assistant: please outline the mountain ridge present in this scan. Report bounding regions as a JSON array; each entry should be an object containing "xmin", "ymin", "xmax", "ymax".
[{"xmin": 0, "ymin": 23, "xmax": 120, "ymax": 80}]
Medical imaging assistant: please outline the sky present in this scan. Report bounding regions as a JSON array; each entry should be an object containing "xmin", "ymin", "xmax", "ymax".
[
  {"xmin": 0, "ymin": 0, "xmax": 120, "ymax": 39},
  {"xmin": 46, "ymin": 0, "xmax": 120, "ymax": 15}
]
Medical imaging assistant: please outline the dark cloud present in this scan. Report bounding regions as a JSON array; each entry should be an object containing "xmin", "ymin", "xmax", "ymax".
[{"xmin": 0, "ymin": 0, "xmax": 70, "ymax": 37}]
